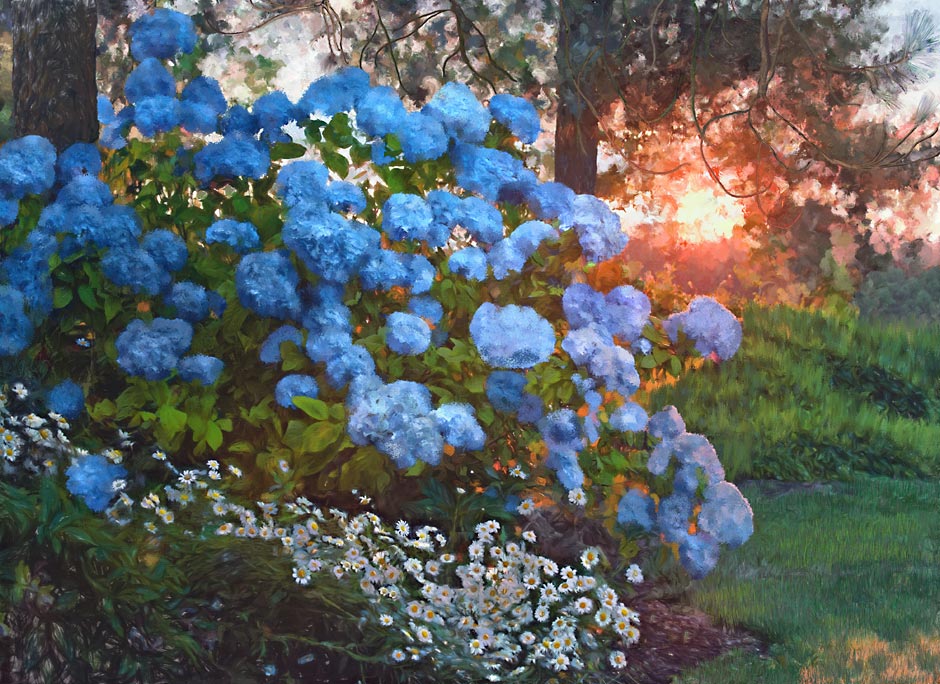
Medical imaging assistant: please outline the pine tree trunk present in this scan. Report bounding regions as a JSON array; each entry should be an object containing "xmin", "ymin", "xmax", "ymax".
[
  {"xmin": 554, "ymin": 0, "xmax": 614, "ymax": 195},
  {"xmin": 13, "ymin": 0, "xmax": 98, "ymax": 150}
]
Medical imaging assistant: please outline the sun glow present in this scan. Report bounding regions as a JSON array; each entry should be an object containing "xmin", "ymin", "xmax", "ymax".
[{"xmin": 673, "ymin": 185, "xmax": 746, "ymax": 244}]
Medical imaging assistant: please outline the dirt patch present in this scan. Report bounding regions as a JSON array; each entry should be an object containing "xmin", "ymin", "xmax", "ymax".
[
  {"xmin": 520, "ymin": 505, "xmax": 768, "ymax": 683},
  {"xmin": 619, "ymin": 598, "xmax": 766, "ymax": 684}
]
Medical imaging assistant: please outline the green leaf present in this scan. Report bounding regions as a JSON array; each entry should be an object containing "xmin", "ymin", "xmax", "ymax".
[
  {"xmin": 53, "ymin": 287, "xmax": 73, "ymax": 309},
  {"xmin": 186, "ymin": 412, "xmax": 207, "ymax": 438},
  {"xmin": 302, "ymin": 421, "xmax": 343, "ymax": 453},
  {"xmin": 405, "ymin": 461, "xmax": 427, "ymax": 477},
  {"xmin": 270, "ymin": 142, "xmax": 307, "ymax": 160},
  {"xmin": 349, "ymin": 142, "xmax": 371, "ymax": 165},
  {"xmin": 283, "ymin": 419, "xmax": 307, "ymax": 451},
  {"xmin": 156, "ymin": 405, "xmax": 187, "ymax": 437},
  {"xmin": 205, "ymin": 421, "xmax": 223, "ymax": 450},
  {"xmin": 653, "ymin": 347, "xmax": 670, "ymax": 365},
  {"xmin": 292, "ymin": 396, "xmax": 329, "ymax": 421},
  {"xmin": 88, "ymin": 399, "xmax": 116, "ymax": 420},
  {"xmin": 280, "ymin": 342, "xmax": 307, "ymax": 371},
  {"xmin": 340, "ymin": 448, "xmax": 390, "ymax": 492},
  {"xmin": 104, "ymin": 296, "xmax": 122, "ymax": 323},
  {"xmin": 77, "ymin": 284, "xmax": 99, "ymax": 310},
  {"xmin": 638, "ymin": 355, "xmax": 658, "ymax": 369},
  {"xmin": 322, "ymin": 150, "xmax": 349, "ymax": 178}
]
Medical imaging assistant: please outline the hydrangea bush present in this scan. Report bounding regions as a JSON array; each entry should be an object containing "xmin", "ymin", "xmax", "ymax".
[{"xmin": 0, "ymin": 7, "xmax": 753, "ymax": 678}]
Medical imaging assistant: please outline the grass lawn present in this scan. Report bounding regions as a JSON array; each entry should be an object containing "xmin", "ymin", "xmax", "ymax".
[{"xmin": 674, "ymin": 477, "xmax": 940, "ymax": 684}]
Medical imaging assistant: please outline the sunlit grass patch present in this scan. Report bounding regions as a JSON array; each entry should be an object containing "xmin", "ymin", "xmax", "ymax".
[{"xmin": 673, "ymin": 478, "xmax": 940, "ymax": 684}]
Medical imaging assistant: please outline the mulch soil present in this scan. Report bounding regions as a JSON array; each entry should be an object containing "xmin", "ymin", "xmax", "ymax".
[{"xmin": 619, "ymin": 598, "xmax": 765, "ymax": 684}]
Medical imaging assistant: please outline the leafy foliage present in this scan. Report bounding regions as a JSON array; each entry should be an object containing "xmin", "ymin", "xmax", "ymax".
[
  {"xmin": 855, "ymin": 265, "xmax": 940, "ymax": 325},
  {"xmin": 641, "ymin": 304, "xmax": 940, "ymax": 481}
]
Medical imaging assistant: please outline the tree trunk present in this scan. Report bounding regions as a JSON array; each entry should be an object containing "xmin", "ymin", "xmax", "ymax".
[
  {"xmin": 554, "ymin": 0, "xmax": 614, "ymax": 195},
  {"xmin": 13, "ymin": 0, "xmax": 98, "ymax": 150},
  {"xmin": 555, "ymin": 96, "xmax": 600, "ymax": 194}
]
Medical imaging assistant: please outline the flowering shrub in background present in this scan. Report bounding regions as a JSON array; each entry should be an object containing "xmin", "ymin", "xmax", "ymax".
[{"xmin": 0, "ymin": 7, "xmax": 755, "ymax": 680}]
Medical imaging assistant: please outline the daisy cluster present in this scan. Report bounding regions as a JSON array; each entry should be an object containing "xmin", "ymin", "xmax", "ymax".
[
  {"xmin": 0, "ymin": 381, "xmax": 134, "ymax": 513},
  {"xmin": 210, "ymin": 496, "xmax": 642, "ymax": 679},
  {"xmin": 0, "ymin": 382, "xmax": 73, "ymax": 474},
  {"xmin": 105, "ymin": 447, "xmax": 244, "ymax": 529}
]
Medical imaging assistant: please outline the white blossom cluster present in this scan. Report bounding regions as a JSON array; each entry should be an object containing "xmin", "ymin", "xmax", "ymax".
[{"xmin": 210, "ymin": 494, "xmax": 642, "ymax": 677}]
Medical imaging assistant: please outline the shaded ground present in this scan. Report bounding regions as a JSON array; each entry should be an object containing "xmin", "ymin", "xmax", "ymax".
[
  {"xmin": 620, "ymin": 599, "xmax": 765, "ymax": 684},
  {"xmin": 520, "ymin": 505, "xmax": 767, "ymax": 684}
]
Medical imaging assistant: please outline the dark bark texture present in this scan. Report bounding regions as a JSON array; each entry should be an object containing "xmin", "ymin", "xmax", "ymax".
[
  {"xmin": 555, "ymin": 97, "xmax": 600, "ymax": 194},
  {"xmin": 554, "ymin": 0, "xmax": 614, "ymax": 195},
  {"xmin": 13, "ymin": 0, "xmax": 98, "ymax": 150}
]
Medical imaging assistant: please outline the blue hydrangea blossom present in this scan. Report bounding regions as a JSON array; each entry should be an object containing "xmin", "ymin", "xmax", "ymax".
[
  {"xmin": 56, "ymin": 143, "xmax": 102, "ymax": 184},
  {"xmin": 431, "ymin": 403, "xmax": 486, "ymax": 450},
  {"xmin": 115, "ymin": 318, "xmax": 193, "ymax": 381},
  {"xmin": 488, "ymin": 93, "xmax": 540, "ymax": 143},
  {"xmin": 559, "ymin": 194, "xmax": 628, "ymax": 263},
  {"xmin": 382, "ymin": 194, "xmax": 435, "ymax": 242},
  {"xmin": 298, "ymin": 67, "xmax": 371, "ymax": 117},
  {"xmin": 423, "ymin": 83, "xmax": 490, "ymax": 144},
  {"xmin": 485, "ymin": 371, "xmax": 527, "ymax": 412},
  {"xmin": 128, "ymin": 8, "xmax": 197, "ymax": 60},
  {"xmin": 178, "ymin": 355, "xmax": 224, "ymax": 385},
  {"xmin": 235, "ymin": 251, "xmax": 302, "ymax": 320},
  {"xmin": 124, "ymin": 58, "xmax": 177, "ymax": 104},
  {"xmin": 0, "ymin": 135, "xmax": 56, "ymax": 199},
  {"xmin": 448, "ymin": 247, "xmax": 488, "ymax": 281},
  {"xmin": 205, "ymin": 219, "xmax": 260, "ymax": 253},
  {"xmin": 141, "ymin": 229, "xmax": 188, "ymax": 272},
  {"xmin": 66, "ymin": 455, "xmax": 127, "ymax": 512},
  {"xmin": 609, "ymin": 401, "xmax": 649, "ymax": 432},
  {"xmin": 469, "ymin": 303, "xmax": 555, "ymax": 369},
  {"xmin": 193, "ymin": 133, "xmax": 271, "ymax": 184},
  {"xmin": 275, "ymin": 374, "xmax": 320, "ymax": 409},
  {"xmin": 165, "ymin": 281, "xmax": 210, "ymax": 322},
  {"xmin": 616, "ymin": 488, "xmax": 655, "ymax": 531},
  {"xmin": 386, "ymin": 312, "xmax": 431, "ymax": 355},
  {"xmin": 663, "ymin": 296, "xmax": 743, "ymax": 361},
  {"xmin": 698, "ymin": 482, "xmax": 754, "ymax": 548},
  {"xmin": 259, "ymin": 325, "xmax": 304, "ymax": 364},
  {"xmin": 46, "ymin": 380, "xmax": 85, "ymax": 419}
]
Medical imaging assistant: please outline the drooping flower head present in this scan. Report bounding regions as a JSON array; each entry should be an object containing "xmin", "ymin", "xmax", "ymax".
[
  {"xmin": 488, "ymin": 93, "xmax": 541, "ymax": 144},
  {"xmin": 0, "ymin": 286, "xmax": 34, "ymax": 356},
  {"xmin": 663, "ymin": 296, "xmax": 742, "ymax": 361},
  {"xmin": 275, "ymin": 374, "xmax": 320, "ymax": 409}
]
